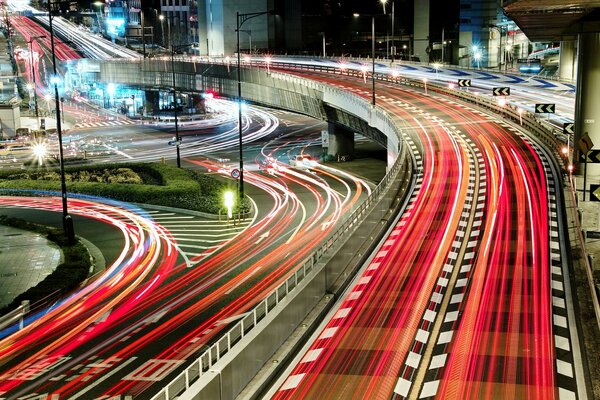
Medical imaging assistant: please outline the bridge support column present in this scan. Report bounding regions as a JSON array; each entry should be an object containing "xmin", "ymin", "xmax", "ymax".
[
  {"xmin": 144, "ymin": 90, "xmax": 159, "ymax": 116},
  {"xmin": 327, "ymin": 123, "xmax": 354, "ymax": 159},
  {"xmin": 559, "ymin": 40, "xmax": 577, "ymax": 81},
  {"xmin": 575, "ymin": 33, "xmax": 600, "ymax": 183}
]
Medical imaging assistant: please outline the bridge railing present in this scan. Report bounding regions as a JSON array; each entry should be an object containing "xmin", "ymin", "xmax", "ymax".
[
  {"xmin": 131, "ymin": 57, "xmax": 570, "ymax": 399},
  {"xmin": 150, "ymin": 75, "xmax": 411, "ymax": 400}
]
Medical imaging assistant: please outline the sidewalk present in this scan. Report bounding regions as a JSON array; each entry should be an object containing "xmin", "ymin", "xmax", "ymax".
[{"xmin": 0, "ymin": 225, "xmax": 61, "ymax": 309}]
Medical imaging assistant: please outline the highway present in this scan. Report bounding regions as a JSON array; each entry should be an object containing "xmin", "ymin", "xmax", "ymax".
[
  {"xmin": 269, "ymin": 68, "xmax": 581, "ymax": 399},
  {"xmin": 1, "ymin": 10, "xmax": 586, "ymax": 398},
  {"xmin": 0, "ymin": 103, "xmax": 375, "ymax": 399}
]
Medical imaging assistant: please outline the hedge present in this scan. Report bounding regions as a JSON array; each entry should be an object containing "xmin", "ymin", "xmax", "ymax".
[{"xmin": 0, "ymin": 163, "xmax": 247, "ymax": 214}]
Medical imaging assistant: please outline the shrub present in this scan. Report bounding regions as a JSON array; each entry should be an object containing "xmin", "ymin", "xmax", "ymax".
[{"xmin": 0, "ymin": 163, "xmax": 242, "ymax": 213}]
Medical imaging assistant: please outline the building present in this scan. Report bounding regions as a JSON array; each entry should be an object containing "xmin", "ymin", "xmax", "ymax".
[
  {"xmin": 195, "ymin": 0, "xmax": 271, "ymax": 57},
  {"xmin": 159, "ymin": 0, "xmax": 192, "ymax": 47}
]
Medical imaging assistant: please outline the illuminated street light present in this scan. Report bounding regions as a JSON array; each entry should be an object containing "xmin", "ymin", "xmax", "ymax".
[
  {"xmin": 32, "ymin": 142, "xmax": 47, "ymax": 165},
  {"xmin": 159, "ymin": 14, "xmax": 165, "ymax": 47},
  {"xmin": 48, "ymin": 0, "xmax": 74, "ymax": 243},
  {"xmin": 224, "ymin": 190, "xmax": 234, "ymax": 219},
  {"xmin": 474, "ymin": 51, "xmax": 482, "ymax": 69},
  {"xmin": 432, "ymin": 62, "xmax": 441, "ymax": 79},
  {"xmin": 353, "ymin": 12, "xmax": 379, "ymax": 106}
]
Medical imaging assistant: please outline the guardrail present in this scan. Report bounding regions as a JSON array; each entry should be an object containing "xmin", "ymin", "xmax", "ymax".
[
  {"xmin": 125, "ymin": 57, "xmax": 587, "ymax": 399},
  {"xmin": 0, "ymin": 300, "xmax": 29, "ymax": 332},
  {"xmin": 150, "ymin": 76, "xmax": 411, "ymax": 400}
]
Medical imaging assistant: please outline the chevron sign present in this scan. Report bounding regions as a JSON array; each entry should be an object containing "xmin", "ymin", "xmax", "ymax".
[
  {"xmin": 563, "ymin": 122, "xmax": 575, "ymax": 135},
  {"xmin": 492, "ymin": 87, "xmax": 510, "ymax": 96},
  {"xmin": 457, "ymin": 79, "xmax": 471, "ymax": 87},
  {"xmin": 535, "ymin": 103, "xmax": 555, "ymax": 113}
]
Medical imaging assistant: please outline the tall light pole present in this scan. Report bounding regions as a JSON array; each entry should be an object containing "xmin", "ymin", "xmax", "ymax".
[
  {"xmin": 141, "ymin": 8, "xmax": 146, "ymax": 58},
  {"xmin": 236, "ymin": 10, "xmax": 273, "ymax": 201},
  {"xmin": 391, "ymin": 1, "xmax": 395, "ymax": 61},
  {"xmin": 354, "ymin": 13, "xmax": 379, "ymax": 106},
  {"xmin": 170, "ymin": 43, "xmax": 193, "ymax": 168},
  {"xmin": 27, "ymin": 35, "xmax": 46, "ymax": 129},
  {"xmin": 159, "ymin": 14, "xmax": 165, "ymax": 48},
  {"xmin": 48, "ymin": 0, "xmax": 74, "ymax": 243},
  {"xmin": 380, "ymin": 0, "xmax": 388, "ymax": 57}
]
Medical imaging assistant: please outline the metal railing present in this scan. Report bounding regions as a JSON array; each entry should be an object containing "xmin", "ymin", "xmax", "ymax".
[
  {"xmin": 109, "ymin": 57, "xmax": 588, "ymax": 399},
  {"xmin": 0, "ymin": 301, "xmax": 29, "ymax": 332},
  {"xmin": 150, "ymin": 74, "xmax": 410, "ymax": 400}
]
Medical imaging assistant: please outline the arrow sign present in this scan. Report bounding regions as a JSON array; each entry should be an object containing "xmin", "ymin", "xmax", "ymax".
[
  {"xmin": 535, "ymin": 103, "xmax": 555, "ymax": 113},
  {"xmin": 563, "ymin": 122, "xmax": 575, "ymax": 135},
  {"xmin": 591, "ymin": 184, "xmax": 600, "ymax": 202},
  {"xmin": 492, "ymin": 87, "xmax": 510, "ymax": 96},
  {"xmin": 579, "ymin": 150, "xmax": 600, "ymax": 163},
  {"xmin": 457, "ymin": 79, "xmax": 471, "ymax": 87}
]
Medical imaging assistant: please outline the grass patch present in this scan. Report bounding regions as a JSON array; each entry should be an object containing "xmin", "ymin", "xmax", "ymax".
[
  {"xmin": 0, "ymin": 163, "xmax": 247, "ymax": 214},
  {"xmin": 0, "ymin": 215, "xmax": 92, "ymax": 315}
]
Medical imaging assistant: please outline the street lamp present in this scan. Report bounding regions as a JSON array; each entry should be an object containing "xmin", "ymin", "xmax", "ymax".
[
  {"xmin": 236, "ymin": 9, "xmax": 273, "ymax": 201},
  {"xmin": 353, "ymin": 12, "xmax": 379, "ymax": 106},
  {"xmin": 27, "ymin": 35, "xmax": 46, "ymax": 130},
  {"xmin": 474, "ymin": 50, "xmax": 482, "ymax": 69},
  {"xmin": 159, "ymin": 14, "xmax": 165, "ymax": 47},
  {"xmin": 380, "ymin": 0, "xmax": 395, "ymax": 60},
  {"xmin": 48, "ymin": 0, "xmax": 74, "ymax": 243},
  {"xmin": 170, "ymin": 43, "xmax": 193, "ymax": 168}
]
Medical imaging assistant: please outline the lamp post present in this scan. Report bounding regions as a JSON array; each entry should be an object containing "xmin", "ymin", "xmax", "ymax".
[
  {"xmin": 159, "ymin": 14, "xmax": 165, "ymax": 48},
  {"xmin": 353, "ymin": 13, "xmax": 379, "ymax": 106},
  {"xmin": 236, "ymin": 9, "xmax": 273, "ymax": 201},
  {"xmin": 320, "ymin": 32, "xmax": 325, "ymax": 57},
  {"xmin": 48, "ymin": 0, "xmax": 74, "ymax": 243},
  {"xmin": 170, "ymin": 43, "xmax": 193, "ymax": 168},
  {"xmin": 27, "ymin": 35, "xmax": 45, "ymax": 129},
  {"xmin": 380, "ymin": 0, "xmax": 388, "ymax": 57},
  {"xmin": 141, "ymin": 8, "xmax": 146, "ymax": 58}
]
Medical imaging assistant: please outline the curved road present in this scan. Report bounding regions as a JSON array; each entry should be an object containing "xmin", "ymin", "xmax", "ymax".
[{"xmin": 270, "ymin": 68, "xmax": 582, "ymax": 399}]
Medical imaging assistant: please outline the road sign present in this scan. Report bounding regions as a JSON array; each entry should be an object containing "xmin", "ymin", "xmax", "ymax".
[
  {"xmin": 492, "ymin": 87, "xmax": 510, "ymax": 96},
  {"xmin": 321, "ymin": 130, "xmax": 329, "ymax": 147},
  {"xmin": 231, "ymin": 168, "xmax": 240, "ymax": 179},
  {"xmin": 579, "ymin": 132, "xmax": 594, "ymax": 154},
  {"xmin": 591, "ymin": 184, "xmax": 600, "ymax": 202},
  {"xmin": 563, "ymin": 122, "xmax": 575, "ymax": 135},
  {"xmin": 168, "ymin": 139, "xmax": 182, "ymax": 146},
  {"xmin": 457, "ymin": 79, "xmax": 471, "ymax": 87},
  {"xmin": 579, "ymin": 150, "xmax": 600, "ymax": 163},
  {"xmin": 535, "ymin": 103, "xmax": 555, "ymax": 113}
]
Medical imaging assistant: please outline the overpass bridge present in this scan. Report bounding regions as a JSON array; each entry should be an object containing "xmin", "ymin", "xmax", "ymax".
[{"xmin": 86, "ymin": 56, "xmax": 586, "ymax": 400}]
